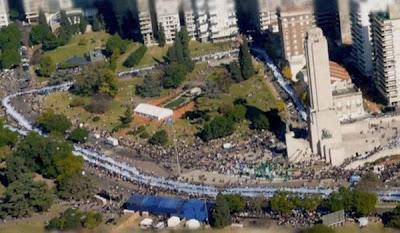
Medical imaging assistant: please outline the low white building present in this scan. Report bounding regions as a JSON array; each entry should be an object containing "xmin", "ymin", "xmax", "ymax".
[
  {"xmin": 330, "ymin": 62, "xmax": 365, "ymax": 122},
  {"xmin": 134, "ymin": 103, "xmax": 173, "ymax": 121}
]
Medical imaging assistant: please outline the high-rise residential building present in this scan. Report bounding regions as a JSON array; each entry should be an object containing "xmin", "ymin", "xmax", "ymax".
[
  {"xmin": 23, "ymin": 0, "xmax": 74, "ymax": 23},
  {"xmin": 371, "ymin": 5, "xmax": 400, "ymax": 105},
  {"xmin": 337, "ymin": 0, "xmax": 352, "ymax": 45},
  {"xmin": 305, "ymin": 27, "xmax": 345, "ymax": 166},
  {"xmin": 154, "ymin": 0, "xmax": 181, "ymax": 44},
  {"xmin": 277, "ymin": 2, "xmax": 314, "ymax": 80},
  {"xmin": 350, "ymin": 0, "xmax": 394, "ymax": 78},
  {"xmin": 191, "ymin": 0, "xmax": 238, "ymax": 42},
  {"xmin": 181, "ymin": 0, "xmax": 197, "ymax": 39},
  {"xmin": 0, "ymin": 0, "xmax": 9, "ymax": 28},
  {"xmin": 258, "ymin": 0, "xmax": 281, "ymax": 32},
  {"xmin": 137, "ymin": 0, "xmax": 156, "ymax": 46}
]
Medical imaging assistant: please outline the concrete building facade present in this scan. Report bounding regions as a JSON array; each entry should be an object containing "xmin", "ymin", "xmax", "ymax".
[
  {"xmin": 337, "ymin": 0, "xmax": 352, "ymax": 45},
  {"xmin": 23, "ymin": 0, "xmax": 74, "ymax": 23},
  {"xmin": 306, "ymin": 27, "xmax": 345, "ymax": 166},
  {"xmin": 350, "ymin": 0, "xmax": 394, "ymax": 78},
  {"xmin": 138, "ymin": 0, "xmax": 156, "ymax": 46},
  {"xmin": 154, "ymin": 0, "xmax": 181, "ymax": 44},
  {"xmin": 258, "ymin": 0, "xmax": 281, "ymax": 32},
  {"xmin": 370, "ymin": 5, "xmax": 400, "ymax": 105},
  {"xmin": 0, "ymin": 0, "xmax": 9, "ymax": 28},
  {"xmin": 278, "ymin": 3, "xmax": 314, "ymax": 80}
]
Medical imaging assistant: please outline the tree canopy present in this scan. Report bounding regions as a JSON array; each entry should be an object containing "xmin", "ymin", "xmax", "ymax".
[{"xmin": 200, "ymin": 116, "xmax": 235, "ymax": 142}]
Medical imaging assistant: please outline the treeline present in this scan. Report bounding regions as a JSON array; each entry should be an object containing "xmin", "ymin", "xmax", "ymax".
[
  {"xmin": 0, "ymin": 113, "xmax": 94, "ymax": 218},
  {"xmin": 211, "ymin": 186, "xmax": 378, "ymax": 229},
  {"xmin": 0, "ymin": 24, "xmax": 22, "ymax": 69}
]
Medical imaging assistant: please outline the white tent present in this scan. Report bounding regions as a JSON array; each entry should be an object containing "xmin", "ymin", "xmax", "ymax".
[
  {"xmin": 186, "ymin": 219, "xmax": 201, "ymax": 229},
  {"xmin": 140, "ymin": 218, "xmax": 153, "ymax": 229},
  {"xmin": 167, "ymin": 216, "xmax": 180, "ymax": 228},
  {"xmin": 134, "ymin": 103, "xmax": 173, "ymax": 121},
  {"xmin": 358, "ymin": 217, "xmax": 369, "ymax": 227}
]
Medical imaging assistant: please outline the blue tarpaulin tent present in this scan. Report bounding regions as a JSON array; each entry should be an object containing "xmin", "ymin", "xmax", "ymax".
[{"xmin": 125, "ymin": 194, "xmax": 213, "ymax": 222}]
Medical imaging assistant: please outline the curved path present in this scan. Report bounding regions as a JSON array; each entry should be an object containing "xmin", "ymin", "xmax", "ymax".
[{"xmin": 2, "ymin": 79, "xmax": 400, "ymax": 200}]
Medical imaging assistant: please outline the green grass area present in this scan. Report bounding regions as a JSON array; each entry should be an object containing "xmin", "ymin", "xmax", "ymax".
[
  {"xmin": 43, "ymin": 78, "xmax": 141, "ymax": 132},
  {"xmin": 164, "ymin": 97, "xmax": 187, "ymax": 109},
  {"xmin": 117, "ymin": 40, "xmax": 235, "ymax": 72},
  {"xmin": 189, "ymin": 41, "xmax": 235, "ymax": 57},
  {"xmin": 44, "ymin": 32, "xmax": 110, "ymax": 64},
  {"xmin": 197, "ymin": 70, "xmax": 277, "ymax": 114}
]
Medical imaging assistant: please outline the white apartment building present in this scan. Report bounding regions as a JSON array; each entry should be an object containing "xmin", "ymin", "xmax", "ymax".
[
  {"xmin": 24, "ymin": 0, "xmax": 74, "ymax": 23},
  {"xmin": 181, "ymin": 0, "xmax": 196, "ymax": 40},
  {"xmin": 192, "ymin": 0, "xmax": 238, "ymax": 42},
  {"xmin": 350, "ymin": 0, "xmax": 394, "ymax": 78},
  {"xmin": 138, "ymin": 0, "xmax": 156, "ymax": 46},
  {"xmin": 0, "ymin": 0, "xmax": 9, "ymax": 28},
  {"xmin": 371, "ymin": 5, "xmax": 400, "ymax": 105},
  {"xmin": 258, "ymin": 0, "xmax": 281, "ymax": 32},
  {"xmin": 155, "ymin": 0, "xmax": 181, "ymax": 44}
]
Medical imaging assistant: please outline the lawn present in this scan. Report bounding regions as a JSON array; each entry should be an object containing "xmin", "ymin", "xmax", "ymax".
[
  {"xmin": 117, "ymin": 40, "xmax": 235, "ymax": 72},
  {"xmin": 44, "ymin": 31, "xmax": 110, "ymax": 64},
  {"xmin": 197, "ymin": 69, "xmax": 278, "ymax": 114},
  {"xmin": 43, "ymin": 78, "xmax": 141, "ymax": 132}
]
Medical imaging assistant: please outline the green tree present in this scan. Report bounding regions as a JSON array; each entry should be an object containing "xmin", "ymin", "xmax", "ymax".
[
  {"xmin": 73, "ymin": 63, "xmax": 118, "ymax": 98},
  {"xmin": 163, "ymin": 62, "xmax": 187, "ymax": 88},
  {"xmin": 0, "ymin": 174, "xmax": 54, "ymax": 218},
  {"xmin": 14, "ymin": 132, "xmax": 73, "ymax": 178},
  {"xmin": 227, "ymin": 104, "xmax": 247, "ymax": 123},
  {"xmin": 352, "ymin": 190, "xmax": 377, "ymax": 216},
  {"xmin": 228, "ymin": 61, "xmax": 243, "ymax": 83},
  {"xmin": 92, "ymin": 15, "xmax": 104, "ymax": 32},
  {"xmin": 105, "ymin": 34, "xmax": 128, "ymax": 56},
  {"xmin": 269, "ymin": 192, "xmax": 294, "ymax": 215},
  {"xmin": 384, "ymin": 205, "xmax": 400, "ymax": 229},
  {"xmin": 36, "ymin": 110, "xmax": 72, "ymax": 134},
  {"xmin": 1, "ymin": 48, "xmax": 20, "ymax": 69},
  {"xmin": 136, "ymin": 74, "xmax": 162, "ymax": 97},
  {"xmin": 211, "ymin": 194, "xmax": 231, "ymax": 228},
  {"xmin": 200, "ymin": 116, "xmax": 235, "ymax": 141},
  {"xmin": 38, "ymin": 9, "xmax": 47, "ymax": 26},
  {"xmin": 57, "ymin": 174, "xmax": 95, "ymax": 201},
  {"xmin": 355, "ymin": 172, "xmax": 381, "ymax": 192},
  {"xmin": 37, "ymin": 55, "xmax": 55, "ymax": 77},
  {"xmin": 148, "ymin": 130, "xmax": 169, "ymax": 146},
  {"xmin": 79, "ymin": 15, "xmax": 88, "ymax": 34},
  {"xmin": 324, "ymin": 187, "xmax": 352, "ymax": 212},
  {"xmin": 4, "ymin": 155, "xmax": 30, "ymax": 183},
  {"xmin": 47, "ymin": 208, "xmax": 83, "ymax": 231},
  {"xmin": 250, "ymin": 112, "xmax": 270, "ymax": 130},
  {"xmin": 123, "ymin": 45, "xmax": 147, "ymax": 67},
  {"xmin": 120, "ymin": 107, "xmax": 133, "ymax": 125},
  {"xmin": 239, "ymin": 37, "xmax": 255, "ymax": 80},
  {"xmin": 223, "ymin": 194, "xmax": 245, "ymax": 213},
  {"xmin": 68, "ymin": 128, "xmax": 89, "ymax": 143},
  {"xmin": 83, "ymin": 211, "xmax": 103, "ymax": 229},
  {"xmin": 0, "ymin": 121, "xmax": 18, "ymax": 147},
  {"xmin": 157, "ymin": 23, "xmax": 166, "ymax": 47}
]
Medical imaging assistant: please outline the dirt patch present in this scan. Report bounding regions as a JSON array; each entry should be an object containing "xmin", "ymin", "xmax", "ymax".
[{"xmin": 173, "ymin": 101, "xmax": 194, "ymax": 119}]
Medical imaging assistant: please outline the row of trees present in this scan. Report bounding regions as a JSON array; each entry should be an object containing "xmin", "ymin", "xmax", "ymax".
[
  {"xmin": 0, "ymin": 24, "xmax": 22, "ymax": 69},
  {"xmin": 47, "ymin": 208, "xmax": 102, "ymax": 231},
  {"xmin": 199, "ymin": 99, "xmax": 271, "ymax": 142},
  {"xmin": 211, "ymin": 187, "xmax": 378, "ymax": 229}
]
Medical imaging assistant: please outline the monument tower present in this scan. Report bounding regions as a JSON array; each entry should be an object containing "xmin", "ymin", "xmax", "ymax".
[{"xmin": 305, "ymin": 27, "xmax": 346, "ymax": 166}]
